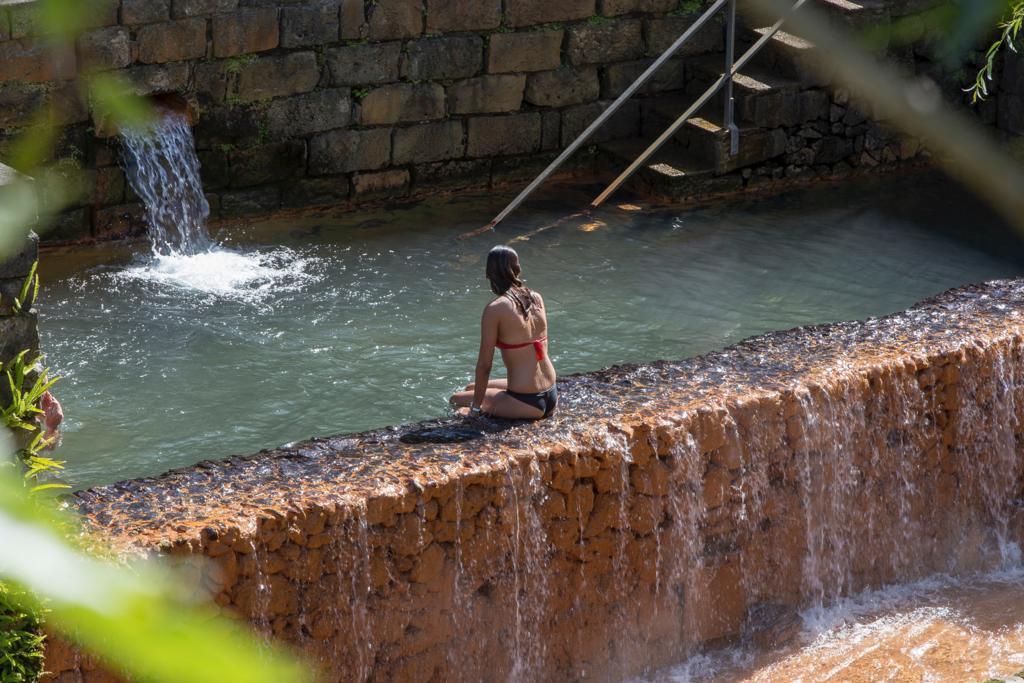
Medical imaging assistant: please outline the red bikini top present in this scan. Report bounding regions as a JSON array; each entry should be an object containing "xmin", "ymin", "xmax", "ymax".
[{"xmin": 496, "ymin": 337, "xmax": 547, "ymax": 361}]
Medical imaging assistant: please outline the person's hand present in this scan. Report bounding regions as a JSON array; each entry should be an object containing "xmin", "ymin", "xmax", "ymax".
[
  {"xmin": 38, "ymin": 391, "xmax": 64, "ymax": 450},
  {"xmin": 456, "ymin": 406, "xmax": 487, "ymax": 419}
]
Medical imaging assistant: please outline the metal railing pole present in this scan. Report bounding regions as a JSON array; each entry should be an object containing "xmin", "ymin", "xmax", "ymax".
[
  {"xmin": 590, "ymin": 0, "xmax": 808, "ymax": 209},
  {"xmin": 724, "ymin": 0, "xmax": 739, "ymax": 156},
  {"xmin": 476, "ymin": 0, "xmax": 730, "ymax": 236}
]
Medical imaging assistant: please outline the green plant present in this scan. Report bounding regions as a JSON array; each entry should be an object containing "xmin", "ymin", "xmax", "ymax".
[
  {"xmin": 20, "ymin": 433, "xmax": 65, "ymax": 492},
  {"xmin": 2, "ymin": 349, "xmax": 66, "ymax": 492},
  {"xmin": 352, "ymin": 86, "xmax": 372, "ymax": 101},
  {"xmin": 224, "ymin": 54, "xmax": 257, "ymax": 76},
  {"xmin": 0, "ymin": 583, "xmax": 44, "ymax": 683},
  {"xmin": 967, "ymin": 1, "xmax": 1024, "ymax": 101},
  {"xmin": 587, "ymin": 15, "xmax": 612, "ymax": 26},
  {"xmin": 225, "ymin": 92, "xmax": 243, "ymax": 107},
  {"xmin": 11, "ymin": 259, "xmax": 38, "ymax": 313},
  {"xmin": 670, "ymin": 0, "xmax": 704, "ymax": 15},
  {"xmin": 2, "ymin": 351, "xmax": 58, "ymax": 435}
]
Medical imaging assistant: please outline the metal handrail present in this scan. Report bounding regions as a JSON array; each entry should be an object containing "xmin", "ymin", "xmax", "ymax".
[
  {"xmin": 471, "ymin": 0, "xmax": 806, "ymax": 237},
  {"xmin": 590, "ymin": 0, "xmax": 808, "ymax": 209},
  {"xmin": 723, "ymin": 0, "xmax": 739, "ymax": 155},
  {"xmin": 470, "ymin": 0, "xmax": 730, "ymax": 237}
]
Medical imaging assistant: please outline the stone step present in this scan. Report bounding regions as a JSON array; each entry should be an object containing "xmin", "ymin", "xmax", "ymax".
[
  {"xmin": 735, "ymin": 0, "xmax": 907, "ymax": 85},
  {"xmin": 598, "ymin": 138, "xmax": 742, "ymax": 203},
  {"xmin": 685, "ymin": 54, "xmax": 819, "ymax": 128},
  {"xmin": 740, "ymin": 27, "xmax": 826, "ymax": 86},
  {"xmin": 641, "ymin": 95, "xmax": 788, "ymax": 174},
  {"xmin": 739, "ymin": 0, "xmax": 889, "ymax": 37}
]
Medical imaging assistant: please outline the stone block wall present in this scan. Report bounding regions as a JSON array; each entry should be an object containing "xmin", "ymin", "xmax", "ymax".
[
  {"xmin": 0, "ymin": 0, "xmax": 1018, "ymax": 243},
  {"xmin": 0, "ymin": 0, "xmax": 725, "ymax": 242},
  {"xmin": 45, "ymin": 278, "xmax": 1024, "ymax": 681}
]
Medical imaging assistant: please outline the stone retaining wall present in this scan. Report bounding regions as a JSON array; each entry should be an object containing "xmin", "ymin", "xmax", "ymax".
[
  {"xmin": 0, "ymin": 0, "xmax": 726, "ymax": 242},
  {"xmin": 44, "ymin": 278, "xmax": 1024, "ymax": 681},
  {"xmin": 2, "ymin": 0, "xmax": 1018, "ymax": 243}
]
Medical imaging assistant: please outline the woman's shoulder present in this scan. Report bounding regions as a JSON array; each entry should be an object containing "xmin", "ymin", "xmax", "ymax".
[{"xmin": 484, "ymin": 296, "xmax": 514, "ymax": 314}]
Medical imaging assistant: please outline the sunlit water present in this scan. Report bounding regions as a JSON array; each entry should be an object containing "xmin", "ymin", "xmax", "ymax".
[
  {"xmin": 38, "ymin": 173, "xmax": 1024, "ymax": 490},
  {"xmin": 646, "ymin": 569, "xmax": 1024, "ymax": 682}
]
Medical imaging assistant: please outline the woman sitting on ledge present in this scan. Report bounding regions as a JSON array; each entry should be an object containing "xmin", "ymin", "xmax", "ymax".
[{"xmin": 449, "ymin": 245, "xmax": 558, "ymax": 420}]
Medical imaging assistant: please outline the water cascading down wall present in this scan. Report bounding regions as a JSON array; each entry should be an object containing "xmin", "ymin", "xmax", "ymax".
[{"xmin": 47, "ymin": 279, "xmax": 1024, "ymax": 681}]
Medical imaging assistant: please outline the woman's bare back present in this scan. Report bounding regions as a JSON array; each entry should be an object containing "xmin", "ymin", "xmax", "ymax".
[{"xmin": 492, "ymin": 291, "xmax": 556, "ymax": 394}]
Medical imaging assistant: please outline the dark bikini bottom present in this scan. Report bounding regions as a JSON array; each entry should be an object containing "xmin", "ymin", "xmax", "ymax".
[{"xmin": 505, "ymin": 385, "xmax": 557, "ymax": 419}]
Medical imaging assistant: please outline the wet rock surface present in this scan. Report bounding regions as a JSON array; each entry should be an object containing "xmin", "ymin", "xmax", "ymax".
[
  {"xmin": 71, "ymin": 278, "xmax": 1024, "ymax": 547},
  {"xmin": 50, "ymin": 277, "xmax": 1024, "ymax": 681}
]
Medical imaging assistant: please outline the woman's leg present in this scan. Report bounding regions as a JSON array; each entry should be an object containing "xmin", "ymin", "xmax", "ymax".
[
  {"xmin": 449, "ymin": 388, "xmax": 544, "ymax": 419},
  {"xmin": 462, "ymin": 378, "xmax": 508, "ymax": 391},
  {"xmin": 449, "ymin": 389, "xmax": 475, "ymax": 408}
]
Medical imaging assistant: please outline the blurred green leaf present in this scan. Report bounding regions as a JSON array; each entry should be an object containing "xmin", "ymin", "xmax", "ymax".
[
  {"xmin": 88, "ymin": 72, "xmax": 155, "ymax": 134},
  {"xmin": 940, "ymin": 0, "xmax": 1008, "ymax": 62},
  {"xmin": 750, "ymin": 0, "xmax": 1024, "ymax": 236},
  {"xmin": 862, "ymin": 5, "xmax": 958, "ymax": 52},
  {"xmin": 6, "ymin": 114, "xmax": 59, "ymax": 175},
  {"xmin": 0, "ymin": 176, "xmax": 38, "ymax": 261},
  {"xmin": 34, "ymin": 0, "xmax": 118, "ymax": 42},
  {"xmin": 0, "ymin": 471, "xmax": 311, "ymax": 683},
  {"xmin": 862, "ymin": 1, "xmax": 1012, "ymax": 65}
]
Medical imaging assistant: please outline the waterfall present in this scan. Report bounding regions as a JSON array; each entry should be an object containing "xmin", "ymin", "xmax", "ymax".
[
  {"xmin": 120, "ymin": 112, "xmax": 213, "ymax": 256},
  {"xmin": 115, "ymin": 111, "xmax": 320, "ymax": 298}
]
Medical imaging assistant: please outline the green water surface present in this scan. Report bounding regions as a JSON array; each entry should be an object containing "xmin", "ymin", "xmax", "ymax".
[{"xmin": 38, "ymin": 173, "xmax": 1024, "ymax": 489}]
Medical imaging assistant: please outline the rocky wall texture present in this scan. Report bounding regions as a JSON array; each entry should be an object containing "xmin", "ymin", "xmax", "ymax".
[
  {"xmin": 43, "ymin": 278, "xmax": 1024, "ymax": 681},
  {"xmin": 1, "ymin": 0, "xmax": 1008, "ymax": 244},
  {"xmin": 0, "ymin": 0, "xmax": 726, "ymax": 243}
]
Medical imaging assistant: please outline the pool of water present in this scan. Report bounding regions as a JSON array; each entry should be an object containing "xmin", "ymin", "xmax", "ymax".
[
  {"xmin": 38, "ymin": 172, "xmax": 1024, "ymax": 489},
  {"xmin": 646, "ymin": 569, "xmax": 1024, "ymax": 682}
]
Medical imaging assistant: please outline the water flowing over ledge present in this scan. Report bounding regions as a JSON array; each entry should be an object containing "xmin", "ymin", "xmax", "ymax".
[{"xmin": 51, "ymin": 278, "xmax": 1024, "ymax": 681}]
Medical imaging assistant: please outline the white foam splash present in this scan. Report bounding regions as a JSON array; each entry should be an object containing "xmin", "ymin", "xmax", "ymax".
[
  {"xmin": 645, "ymin": 567, "xmax": 1024, "ymax": 682},
  {"xmin": 116, "ymin": 246, "xmax": 321, "ymax": 301}
]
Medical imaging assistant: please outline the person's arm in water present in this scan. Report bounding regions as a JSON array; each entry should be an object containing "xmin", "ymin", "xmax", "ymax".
[{"xmin": 471, "ymin": 305, "xmax": 499, "ymax": 413}]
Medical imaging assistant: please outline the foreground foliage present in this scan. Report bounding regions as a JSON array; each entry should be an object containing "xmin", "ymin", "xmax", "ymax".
[
  {"xmin": 0, "ymin": 0, "xmax": 309, "ymax": 677},
  {"xmin": 0, "ymin": 467, "xmax": 311, "ymax": 682},
  {"xmin": 2, "ymin": 348, "xmax": 65, "ymax": 493},
  {"xmin": 0, "ymin": 584, "xmax": 44, "ymax": 683},
  {"xmin": 968, "ymin": 1, "xmax": 1024, "ymax": 101}
]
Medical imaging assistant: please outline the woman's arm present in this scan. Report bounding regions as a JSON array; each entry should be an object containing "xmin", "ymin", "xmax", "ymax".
[{"xmin": 471, "ymin": 305, "xmax": 499, "ymax": 412}]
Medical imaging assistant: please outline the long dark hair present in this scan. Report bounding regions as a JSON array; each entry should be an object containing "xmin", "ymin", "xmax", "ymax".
[{"xmin": 486, "ymin": 245, "xmax": 536, "ymax": 318}]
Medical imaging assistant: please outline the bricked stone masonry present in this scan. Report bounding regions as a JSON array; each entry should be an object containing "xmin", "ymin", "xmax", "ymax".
[
  {"xmin": 0, "ymin": 0, "xmax": 1020, "ymax": 244},
  {"xmin": 0, "ymin": 0, "xmax": 726, "ymax": 243}
]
